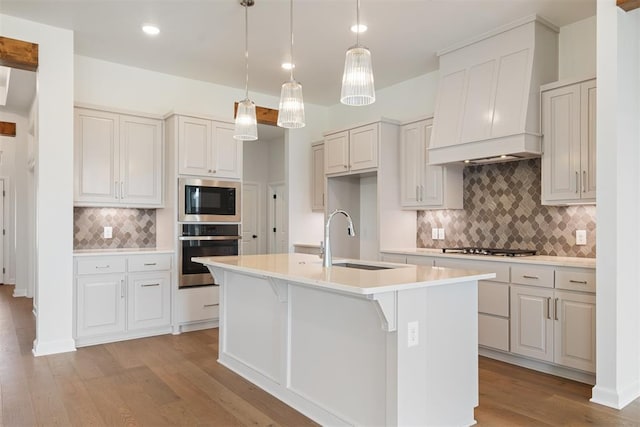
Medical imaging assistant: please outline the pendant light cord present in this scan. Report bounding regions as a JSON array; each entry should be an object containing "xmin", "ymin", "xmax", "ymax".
[
  {"xmin": 244, "ymin": 1, "xmax": 249, "ymax": 99},
  {"xmin": 356, "ymin": 0, "xmax": 360, "ymax": 46},
  {"xmin": 289, "ymin": 0, "xmax": 294, "ymax": 81}
]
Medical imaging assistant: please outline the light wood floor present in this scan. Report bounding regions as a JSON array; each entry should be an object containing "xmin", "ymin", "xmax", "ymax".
[{"xmin": 1, "ymin": 284, "xmax": 639, "ymax": 426}]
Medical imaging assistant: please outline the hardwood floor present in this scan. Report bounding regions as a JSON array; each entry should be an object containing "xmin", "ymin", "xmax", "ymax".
[{"xmin": 1, "ymin": 284, "xmax": 639, "ymax": 426}]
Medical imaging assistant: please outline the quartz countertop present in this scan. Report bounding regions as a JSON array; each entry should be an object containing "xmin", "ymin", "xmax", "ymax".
[
  {"xmin": 73, "ymin": 248, "xmax": 174, "ymax": 257},
  {"xmin": 193, "ymin": 253, "xmax": 495, "ymax": 296},
  {"xmin": 381, "ymin": 248, "xmax": 596, "ymax": 269}
]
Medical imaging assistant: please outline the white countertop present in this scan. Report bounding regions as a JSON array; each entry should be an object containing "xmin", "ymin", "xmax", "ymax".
[
  {"xmin": 73, "ymin": 248, "xmax": 174, "ymax": 257},
  {"xmin": 381, "ymin": 248, "xmax": 596, "ymax": 269},
  {"xmin": 193, "ymin": 253, "xmax": 496, "ymax": 296}
]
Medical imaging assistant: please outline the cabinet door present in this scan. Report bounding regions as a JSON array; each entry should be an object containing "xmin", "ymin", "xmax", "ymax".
[
  {"xmin": 120, "ymin": 115, "xmax": 163, "ymax": 206},
  {"xmin": 178, "ymin": 116, "xmax": 212, "ymax": 176},
  {"xmin": 542, "ymin": 85, "xmax": 581, "ymax": 203},
  {"xmin": 74, "ymin": 109, "xmax": 119, "ymax": 204},
  {"xmin": 324, "ymin": 131, "xmax": 349, "ymax": 174},
  {"xmin": 400, "ymin": 122, "xmax": 422, "ymax": 207},
  {"xmin": 349, "ymin": 123, "xmax": 378, "ymax": 171},
  {"xmin": 430, "ymin": 69, "xmax": 466, "ymax": 148},
  {"xmin": 580, "ymin": 81, "xmax": 597, "ymax": 200},
  {"xmin": 311, "ymin": 143, "xmax": 325, "ymax": 211},
  {"xmin": 553, "ymin": 291, "xmax": 596, "ymax": 373},
  {"xmin": 76, "ymin": 274, "xmax": 126, "ymax": 338},
  {"xmin": 421, "ymin": 120, "xmax": 445, "ymax": 207},
  {"xmin": 127, "ymin": 271, "xmax": 171, "ymax": 331},
  {"xmin": 212, "ymin": 121, "xmax": 242, "ymax": 179},
  {"xmin": 510, "ymin": 285, "xmax": 553, "ymax": 362}
]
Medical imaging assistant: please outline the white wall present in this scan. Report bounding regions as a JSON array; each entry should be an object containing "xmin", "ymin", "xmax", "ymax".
[
  {"xmin": 591, "ymin": 2, "xmax": 640, "ymax": 409},
  {"xmin": 0, "ymin": 14, "xmax": 75, "ymax": 356},
  {"xmin": 559, "ymin": 15, "xmax": 597, "ymax": 81}
]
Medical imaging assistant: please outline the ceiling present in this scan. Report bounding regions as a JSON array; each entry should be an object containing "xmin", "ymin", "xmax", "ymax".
[{"xmin": 0, "ymin": 0, "xmax": 595, "ymax": 106}]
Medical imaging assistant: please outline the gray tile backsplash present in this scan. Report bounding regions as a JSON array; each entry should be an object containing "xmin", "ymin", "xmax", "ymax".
[
  {"xmin": 74, "ymin": 207, "xmax": 156, "ymax": 250},
  {"xmin": 417, "ymin": 159, "xmax": 596, "ymax": 257}
]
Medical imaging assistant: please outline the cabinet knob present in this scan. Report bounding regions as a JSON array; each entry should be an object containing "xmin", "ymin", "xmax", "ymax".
[
  {"xmin": 343, "ymin": 164, "xmax": 348, "ymax": 169},
  {"xmin": 212, "ymin": 170, "xmax": 217, "ymax": 174},
  {"xmin": 252, "ymin": 235, "xmax": 258, "ymax": 239}
]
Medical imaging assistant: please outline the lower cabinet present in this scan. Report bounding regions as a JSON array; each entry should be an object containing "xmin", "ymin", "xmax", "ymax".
[
  {"xmin": 74, "ymin": 253, "xmax": 173, "ymax": 346},
  {"xmin": 176, "ymin": 285, "xmax": 220, "ymax": 324}
]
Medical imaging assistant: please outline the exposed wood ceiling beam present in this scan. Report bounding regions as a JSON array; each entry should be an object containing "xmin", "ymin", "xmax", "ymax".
[
  {"xmin": 617, "ymin": 0, "xmax": 640, "ymax": 11},
  {"xmin": 233, "ymin": 103, "xmax": 279, "ymax": 127},
  {"xmin": 0, "ymin": 122, "xmax": 17, "ymax": 137},
  {"xmin": 0, "ymin": 36, "xmax": 39, "ymax": 72}
]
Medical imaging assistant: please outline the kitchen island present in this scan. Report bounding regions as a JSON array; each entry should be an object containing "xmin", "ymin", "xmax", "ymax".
[{"xmin": 194, "ymin": 253, "xmax": 495, "ymax": 426}]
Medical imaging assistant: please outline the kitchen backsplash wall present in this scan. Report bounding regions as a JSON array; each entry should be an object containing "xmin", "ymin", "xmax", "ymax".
[
  {"xmin": 417, "ymin": 159, "xmax": 596, "ymax": 257},
  {"xmin": 74, "ymin": 207, "xmax": 156, "ymax": 250}
]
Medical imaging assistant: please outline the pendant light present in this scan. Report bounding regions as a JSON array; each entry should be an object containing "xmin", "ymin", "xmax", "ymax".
[
  {"xmin": 234, "ymin": 0, "xmax": 258, "ymax": 141},
  {"xmin": 277, "ymin": 0, "xmax": 305, "ymax": 128},
  {"xmin": 340, "ymin": 0, "xmax": 375, "ymax": 106}
]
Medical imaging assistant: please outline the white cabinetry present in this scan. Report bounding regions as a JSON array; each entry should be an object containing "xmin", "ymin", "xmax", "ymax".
[
  {"xmin": 74, "ymin": 253, "xmax": 173, "ymax": 346},
  {"xmin": 541, "ymin": 78, "xmax": 596, "ymax": 205},
  {"xmin": 176, "ymin": 286, "xmax": 220, "ymax": 326},
  {"xmin": 400, "ymin": 118, "xmax": 463, "ymax": 209},
  {"xmin": 74, "ymin": 107, "xmax": 163, "ymax": 207},
  {"xmin": 178, "ymin": 115, "xmax": 242, "ymax": 179},
  {"xmin": 311, "ymin": 142, "xmax": 325, "ymax": 211},
  {"xmin": 324, "ymin": 123, "xmax": 378, "ymax": 175}
]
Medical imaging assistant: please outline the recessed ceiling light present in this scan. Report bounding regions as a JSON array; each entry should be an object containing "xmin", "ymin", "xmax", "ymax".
[
  {"xmin": 281, "ymin": 62, "xmax": 295, "ymax": 70},
  {"xmin": 350, "ymin": 24, "xmax": 367, "ymax": 33},
  {"xmin": 142, "ymin": 25, "xmax": 160, "ymax": 36}
]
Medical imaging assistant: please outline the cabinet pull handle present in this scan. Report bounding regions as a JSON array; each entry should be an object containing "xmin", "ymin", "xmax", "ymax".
[
  {"xmin": 95, "ymin": 265, "xmax": 110, "ymax": 269},
  {"xmin": 143, "ymin": 262, "xmax": 157, "ymax": 266},
  {"xmin": 415, "ymin": 186, "xmax": 419, "ymax": 201},
  {"xmin": 141, "ymin": 283, "xmax": 160, "ymax": 287},
  {"xmin": 554, "ymin": 298, "xmax": 559, "ymax": 321},
  {"xmin": 121, "ymin": 182, "xmax": 124, "ymax": 198},
  {"xmin": 344, "ymin": 164, "xmax": 348, "ymax": 169},
  {"xmin": 569, "ymin": 279, "xmax": 588, "ymax": 284},
  {"xmin": 121, "ymin": 279, "xmax": 125, "ymax": 298},
  {"xmin": 546, "ymin": 297, "xmax": 551, "ymax": 320},
  {"xmin": 582, "ymin": 170, "xmax": 587, "ymax": 193},
  {"xmin": 115, "ymin": 181, "xmax": 119, "ymax": 198},
  {"xmin": 523, "ymin": 275, "xmax": 539, "ymax": 280},
  {"xmin": 322, "ymin": 193, "xmax": 325, "ymax": 206},
  {"xmin": 212, "ymin": 170, "xmax": 217, "ymax": 174},
  {"xmin": 203, "ymin": 303, "xmax": 218, "ymax": 308},
  {"xmin": 420, "ymin": 185, "xmax": 424, "ymax": 202},
  {"xmin": 575, "ymin": 171, "xmax": 579, "ymax": 193}
]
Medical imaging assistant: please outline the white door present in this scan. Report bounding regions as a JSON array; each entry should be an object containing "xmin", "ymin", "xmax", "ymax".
[
  {"xmin": 324, "ymin": 131, "xmax": 349, "ymax": 174},
  {"xmin": 242, "ymin": 182, "xmax": 261, "ymax": 255},
  {"xmin": 76, "ymin": 274, "xmax": 126, "ymax": 338},
  {"xmin": 349, "ymin": 123, "xmax": 378, "ymax": 171},
  {"xmin": 212, "ymin": 122, "xmax": 242, "ymax": 179},
  {"xmin": 178, "ymin": 116, "xmax": 212, "ymax": 176},
  {"xmin": 510, "ymin": 285, "xmax": 554, "ymax": 362},
  {"xmin": 268, "ymin": 183, "xmax": 287, "ymax": 254},
  {"xmin": 554, "ymin": 290, "xmax": 596, "ymax": 373}
]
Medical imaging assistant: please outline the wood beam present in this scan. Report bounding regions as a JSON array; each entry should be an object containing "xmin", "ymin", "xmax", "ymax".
[
  {"xmin": 0, "ymin": 122, "xmax": 16, "ymax": 137},
  {"xmin": 617, "ymin": 0, "xmax": 640, "ymax": 12},
  {"xmin": 0, "ymin": 36, "xmax": 39, "ymax": 72},
  {"xmin": 233, "ymin": 103, "xmax": 279, "ymax": 127}
]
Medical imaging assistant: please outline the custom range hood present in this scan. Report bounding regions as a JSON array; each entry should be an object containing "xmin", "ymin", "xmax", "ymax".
[{"xmin": 428, "ymin": 15, "xmax": 559, "ymax": 165}]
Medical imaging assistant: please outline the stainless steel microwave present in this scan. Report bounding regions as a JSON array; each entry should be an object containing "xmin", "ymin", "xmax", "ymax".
[{"xmin": 178, "ymin": 178, "xmax": 241, "ymax": 222}]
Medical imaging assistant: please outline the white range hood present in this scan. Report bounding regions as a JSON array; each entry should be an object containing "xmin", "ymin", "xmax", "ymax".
[{"xmin": 429, "ymin": 15, "xmax": 559, "ymax": 165}]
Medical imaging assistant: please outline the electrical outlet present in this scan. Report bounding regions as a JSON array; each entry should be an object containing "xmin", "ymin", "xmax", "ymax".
[
  {"xmin": 407, "ymin": 321, "xmax": 419, "ymax": 347},
  {"xmin": 438, "ymin": 228, "xmax": 445, "ymax": 240},
  {"xmin": 432, "ymin": 228, "xmax": 439, "ymax": 240},
  {"xmin": 103, "ymin": 226, "xmax": 113, "ymax": 239},
  {"xmin": 576, "ymin": 230, "xmax": 587, "ymax": 245}
]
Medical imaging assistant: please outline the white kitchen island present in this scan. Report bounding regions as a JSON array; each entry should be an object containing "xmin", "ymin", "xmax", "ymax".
[{"xmin": 194, "ymin": 253, "xmax": 495, "ymax": 427}]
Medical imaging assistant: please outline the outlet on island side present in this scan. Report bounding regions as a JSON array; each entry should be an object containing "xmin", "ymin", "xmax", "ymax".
[
  {"xmin": 576, "ymin": 230, "xmax": 587, "ymax": 245},
  {"xmin": 407, "ymin": 321, "xmax": 419, "ymax": 347}
]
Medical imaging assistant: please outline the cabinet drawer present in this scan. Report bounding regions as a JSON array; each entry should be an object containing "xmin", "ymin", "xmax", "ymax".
[
  {"xmin": 435, "ymin": 259, "xmax": 509, "ymax": 283},
  {"xmin": 555, "ymin": 268, "xmax": 596, "ymax": 293},
  {"xmin": 128, "ymin": 254, "xmax": 172, "ymax": 272},
  {"xmin": 511, "ymin": 265, "xmax": 554, "ymax": 288},
  {"xmin": 478, "ymin": 281, "xmax": 509, "ymax": 317},
  {"xmin": 77, "ymin": 257, "xmax": 126, "ymax": 275},
  {"xmin": 405, "ymin": 255, "xmax": 435, "ymax": 266},
  {"xmin": 177, "ymin": 286, "xmax": 220, "ymax": 323},
  {"xmin": 479, "ymin": 314, "xmax": 509, "ymax": 352}
]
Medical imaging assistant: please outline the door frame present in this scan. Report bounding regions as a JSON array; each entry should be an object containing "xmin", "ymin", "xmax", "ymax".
[
  {"xmin": 267, "ymin": 181, "xmax": 287, "ymax": 254},
  {"xmin": 242, "ymin": 181, "xmax": 265, "ymax": 255}
]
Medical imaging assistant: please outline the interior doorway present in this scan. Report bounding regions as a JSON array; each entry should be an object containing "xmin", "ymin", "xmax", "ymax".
[
  {"xmin": 268, "ymin": 182, "xmax": 287, "ymax": 254},
  {"xmin": 241, "ymin": 181, "xmax": 262, "ymax": 255}
]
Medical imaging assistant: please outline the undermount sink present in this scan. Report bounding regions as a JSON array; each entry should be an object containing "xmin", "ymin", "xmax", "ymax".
[{"xmin": 332, "ymin": 262, "xmax": 393, "ymax": 271}]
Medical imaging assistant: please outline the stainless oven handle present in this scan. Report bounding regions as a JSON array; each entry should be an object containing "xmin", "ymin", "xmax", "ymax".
[{"xmin": 178, "ymin": 235, "xmax": 242, "ymax": 241}]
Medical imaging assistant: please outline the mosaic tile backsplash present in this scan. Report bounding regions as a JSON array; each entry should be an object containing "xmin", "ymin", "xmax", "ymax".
[
  {"xmin": 74, "ymin": 208, "xmax": 156, "ymax": 250},
  {"xmin": 417, "ymin": 159, "xmax": 596, "ymax": 257}
]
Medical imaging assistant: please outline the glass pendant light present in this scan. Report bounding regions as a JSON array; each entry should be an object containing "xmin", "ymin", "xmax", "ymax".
[
  {"xmin": 234, "ymin": 0, "xmax": 258, "ymax": 141},
  {"xmin": 340, "ymin": 0, "xmax": 375, "ymax": 106},
  {"xmin": 277, "ymin": 0, "xmax": 305, "ymax": 128}
]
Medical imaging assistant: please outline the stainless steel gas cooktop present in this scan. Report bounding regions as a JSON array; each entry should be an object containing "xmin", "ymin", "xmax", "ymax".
[{"xmin": 441, "ymin": 247, "xmax": 537, "ymax": 257}]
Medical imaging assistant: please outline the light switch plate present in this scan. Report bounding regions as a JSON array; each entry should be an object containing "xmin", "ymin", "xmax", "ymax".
[
  {"xmin": 438, "ymin": 228, "xmax": 445, "ymax": 240},
  {"xmin": 103, "ymin": 226, "xmax": 113, "ymax": 239},
  {"xmin": 576, "ymin": 230, "xmax": 587, "ymax": 245},
  {"xmin": 432, "ymin": 228, "xmax": 439, "ymax": 240}
]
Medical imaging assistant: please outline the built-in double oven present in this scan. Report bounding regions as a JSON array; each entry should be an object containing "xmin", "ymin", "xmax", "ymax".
[{"xmin": 177, "ymin": 178, "xmax": 241, "ymax": 288}]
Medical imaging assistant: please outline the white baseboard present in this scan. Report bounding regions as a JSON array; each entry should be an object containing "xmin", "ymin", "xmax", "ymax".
[
  {"xmin": 32, "ymin": 338, "xmax": 76, "ymax": 356},
  {"xmin": 178, "ymin": 319, "xmax": 219, "ymax": 333},
  {"xmin": 13, "ymin": 288, "xmax": 27, "ymax": 297},
  {"xmin": 591, "ymin": 381, "xmax": 640, "ymax": 409}
]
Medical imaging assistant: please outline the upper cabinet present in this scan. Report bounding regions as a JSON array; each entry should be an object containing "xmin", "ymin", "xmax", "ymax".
[
  {"xmin": 178, "ymin": 115, "xmax": 242, "ymax": 179},
  {"xmin": 400, "ymin": 118, "xmax": 463, "ymax": 209},
  {"xmin": 311, "ymin": 142, "xmax": 325, "ymax": 211},
  {"xmin": 324, "ymin": 123, "xmax": 379, "ymax": 176},
  {"xmin": 541, "ymin": 78, "xmax": 596, "ymax": 205},
  {"xmin": 429, "ymin": 16, "xmax": 558, "ymax": 165},
  {"xmin": 74, "ymin": 107, "xmax": 164, "ymax": 208}
]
